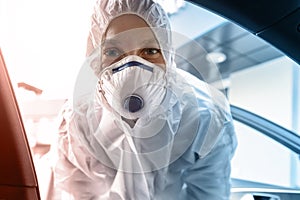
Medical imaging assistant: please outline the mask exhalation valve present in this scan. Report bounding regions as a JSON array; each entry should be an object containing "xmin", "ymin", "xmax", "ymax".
[{"xmin": 124, "ymin": 94, "xmax": 144, "ymax": 113}]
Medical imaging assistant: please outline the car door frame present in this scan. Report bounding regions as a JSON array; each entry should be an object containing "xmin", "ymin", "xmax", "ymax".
[{"xmin": 230, "ymin": 105, "xmax": 300, "ymax": 200}]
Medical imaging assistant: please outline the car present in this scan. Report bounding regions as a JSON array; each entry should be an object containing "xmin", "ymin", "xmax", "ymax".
[{"xmin": 0, "ymin": 0, "xmax": 299, "ymax": 199}]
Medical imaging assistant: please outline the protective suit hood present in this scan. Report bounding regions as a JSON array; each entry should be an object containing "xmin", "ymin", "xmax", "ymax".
[{"xmin": 87, "ymin": 0, "xmax": 175, "ymax": 75}]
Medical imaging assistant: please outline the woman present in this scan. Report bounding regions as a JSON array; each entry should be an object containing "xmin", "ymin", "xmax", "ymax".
[{"xmin": 53, "ymin": 0, "xmax": 237, "ymax": 199}]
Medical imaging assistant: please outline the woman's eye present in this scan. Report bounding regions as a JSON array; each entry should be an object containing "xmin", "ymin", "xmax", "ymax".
[
  {"xmin": 140, "ymin": 48, "xmax": 165, "ymax": 64},
  {"xmin": 103, "ymin": 48, "xmax": 122, "ymax": 57},
  {"xmin": 142, "ymin": 48, "xmax": 160, "ymax": 56}
]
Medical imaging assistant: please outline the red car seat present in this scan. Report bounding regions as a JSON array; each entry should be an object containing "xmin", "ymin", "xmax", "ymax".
[{"xmin": 0, "ymin": 49, "xmax": 40, "ymax": 199}]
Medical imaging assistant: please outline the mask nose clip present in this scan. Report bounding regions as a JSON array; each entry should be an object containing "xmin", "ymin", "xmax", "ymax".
[{"xmin": 124, "ymin": 94, "xmax": 144, "ymax": 113}]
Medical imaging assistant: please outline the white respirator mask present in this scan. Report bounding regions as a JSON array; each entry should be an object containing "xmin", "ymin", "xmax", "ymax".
[{"xmin": 98, "ymin": 55, "xmax": 167, "ymax": 120}]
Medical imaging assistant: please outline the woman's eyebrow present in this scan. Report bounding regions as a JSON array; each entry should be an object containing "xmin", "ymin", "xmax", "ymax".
[
  {"xmin": 101, "ymin": 39, "xmax": 121, "ymax": 46},
  {"xmin": 141, "ymin": 38, "xmax": 160, "ymax": 47}
]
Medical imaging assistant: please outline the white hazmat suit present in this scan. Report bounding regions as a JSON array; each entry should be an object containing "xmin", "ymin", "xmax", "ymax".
[{"xmin": 53, "ymin": 0, "xmax": 237, "ymax": 199}]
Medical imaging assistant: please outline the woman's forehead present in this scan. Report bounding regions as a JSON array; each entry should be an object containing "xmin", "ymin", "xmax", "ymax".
[
  {"xmin": 104, "ymin": 15, "xmax": 158, "ymax": 42},
  {"xmin": 103, "ymin": 37, "xmax": 158, "ymax": 47},
  {"xmin": 105, "ymin": 14, "xmax": 150, "ymax": 36},
  {"xmin": 103, "ymin": 30, "xmax": 159, "ymax": 48}
]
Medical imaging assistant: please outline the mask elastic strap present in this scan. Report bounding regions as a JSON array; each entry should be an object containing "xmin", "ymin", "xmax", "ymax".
[{"xmin": 112, "ymin": 61, "xmax": 153, "ymax": 74}]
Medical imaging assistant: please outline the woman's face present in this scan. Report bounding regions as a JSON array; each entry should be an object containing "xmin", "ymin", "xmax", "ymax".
[{"xmin": 101, "ymin": 14, "xmax": 166, "ymax": 69}]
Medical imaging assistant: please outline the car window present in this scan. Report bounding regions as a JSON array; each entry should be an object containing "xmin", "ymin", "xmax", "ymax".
[
  {"xmin": 231, "ymin": 120, "xmax": 300, "ymax": 188},
  {"xmin": 169, "ymin": 2, "xmax": 300, "ymax": 135},
  {"xmin": 170, "ymin": 4, "xmax": 300, "ymax": 193},
  {"xmin": 228, "ymin": 57, "xmax": 300, "ymax": 135}
]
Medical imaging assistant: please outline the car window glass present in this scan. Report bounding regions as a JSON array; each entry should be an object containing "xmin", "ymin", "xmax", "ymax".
[
  {"xmin": 228, "ymin": 57, "xmax": 300, "ymax": 135},
  {"xmin": 231, "ymin": 120, "xmax": 300, "ymax": 188},
  {"xmin": 170, "ymin": 3, "xmax": 300, "ymax": 136}
]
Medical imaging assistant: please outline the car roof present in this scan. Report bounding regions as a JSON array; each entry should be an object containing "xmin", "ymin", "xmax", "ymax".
[{"xmin": 188, "ymin": 0, "xmax": 300, "ymax": 64}]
